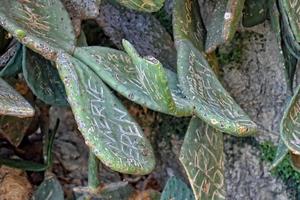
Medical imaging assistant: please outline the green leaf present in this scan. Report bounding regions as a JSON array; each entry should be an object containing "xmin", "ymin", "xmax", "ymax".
[
  {"xmin": 280, "ymin": 0, "xmax": 300, "ymax": 43},
  {"xmin": 0, "ymin": 115, "xmax": 32, "ymax": 147},
  {"xmin": 113, "ymin": 0, "xmax": 165, "ymax": 12},
  {"xmin": 278, "ymin": 0, "xmax": 300, "ymax": 59},
  {"xmin": 270, "ymin": 138, "xmax": 289, "ymax": 169},
  {"xmin": 74, "ymin": 45, "xmax": 193, "ymax": 117},
  {"xmin": 172, "ymin": 0, "xmax": 205, "ymax": 51},
  {"xmin": 22, "ymin": 47, "xmax": 68, "ymax": 106},
  {"xmin": 0, "ymin": 41, "xmax": 23, "ymax": 77},
  {"xmin": 242, "ymin": 0, "xmax": 268, "ymax": 27},
  {"xmin": 204, "ymin": 0, "xmax": 245, "ymax": 53},
  {"xmin": 180, "ymin": 117, "xmax": 225, "ymax": 200},
  {"xmin": 160, "ymin": 176, "xmax": 195, "ymax": 200},
  {"xmin": 56, "ymin": 53, "xmax": 155, "ymax": 175},
  {"xmin": 31, "ymin": 174, "xmax": 64, "ymax": 200},
  {"xmin": 0, "ymin": 0, "xmax": 76, "ymax": 61},
  {"xmin": 281, "ymin": 85, "xmax": 300, "ymax": 154},
  {"xmin": 176, "ymin": 40, "xmax": 257, "ymax": 136},
  {"xmin": 0, "ymin": 78, "xmax": 34, "ymax": 117}
]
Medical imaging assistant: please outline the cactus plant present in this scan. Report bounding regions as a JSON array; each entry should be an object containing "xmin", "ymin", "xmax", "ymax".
[{"xmin": 1, "ymin": 0, "xmax": 300, "ymax": 199}]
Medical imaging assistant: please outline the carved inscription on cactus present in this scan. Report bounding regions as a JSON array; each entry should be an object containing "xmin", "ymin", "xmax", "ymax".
[
  {"xmin": 74, "ymin": 47, "xmax": 193, "ymax": 116},
  {"xmin": 180, "ymin": 117, "xmax": 225, "ymax": 200},
  {"xmin": 173, "ymin": 0, "xmax": 204, "ymax": 51},
  {"xmin": 283, "ymin": 0, "xmax": 300, "ymax": 42},
  {"xmin": 281, "ymin": 86, "xmax": 300, "ymax": 154},
  {"xmin": 177, "ymin": 41, "xmax": 256, "ymax": 135},
  {"xmin": 86, "ymin": 77, "xmax": 148, "ymax": 169},
  {"xmin": 0, "ymin": 78, "xmax": 34, "ymax": 117},
  {"xmin": 56, "ymin": 54, "xmax": 155, "ymax": 174},
  {"xmin": 116, "ymin": 0, "xmax": 164, "ymax": 12},
  {"xmin": 0, "ymin": 0, "xmax": 75, "ymax": 57}
]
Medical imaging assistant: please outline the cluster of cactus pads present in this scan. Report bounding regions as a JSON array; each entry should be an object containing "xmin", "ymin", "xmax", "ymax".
[{"xmin": 1, "ymin": 0, "xmax": 300, "ymax": 199}]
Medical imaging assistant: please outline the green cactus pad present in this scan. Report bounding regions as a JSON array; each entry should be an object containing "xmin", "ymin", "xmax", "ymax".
[
  {"xmin": 56, "ymin": 53, "xmax": 155, "ymax": 175},
  {"xmin": 122, "ymin": 40, "xmax": 176, "ymax": 113},
  {"xmin": 271, "ymin": 138, "xmax": 289, "ymax": 169},
  {"xmin": 74, "ymin": 45, "xmax": 193, "ymax": 117},
  {"xmin": 281, "ymin": 85, "xmax": 300, "ymax": 154},
  {"xmin": 203, "ymin": 0, "xmax": 245, "ymax": 53},
  {"xmin": 278, "ymin": 0, "xmax": 300, "ymax": 59},
  {"xmin": 160, "ymin": 176, "xmax": 195, "ymax": 200},
  {"xmin": 113, "ymin": 0, "xmax": 165, "ymax": 12},
  {"xmin": 0, "ymin": 0, "xmax": 76, "ymax": 61},
  {"xmin": 0, "ymin": 41, "xmax": 23, "ymax": 77},
  {"xmin": 173, "ymin": 0, "xmax": 205, "ymax": 51},
  {"xmin": 180, "ymin": 117, "xmax": 225, "ymax": 200},
  {"xmin": 176, "ymin": 40, "xmax": 257, "ymax": 136},
  {"xmin": 31, "ymin": 175, "xmax": 64, "ymax": 200},
  {"xmin": 0, "ymin": 78, "xmax": 34, "ymax": 117},
  {"xmin": 22, "ymin": 47, "xmax": 68, "ymax": 106},
  {"xmin": 280, "ymin": 0, "xmax": 300, "ymax": 43}
]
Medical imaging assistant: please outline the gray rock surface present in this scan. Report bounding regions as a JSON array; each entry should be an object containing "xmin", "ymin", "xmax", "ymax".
[{"xmin": 221, "ymin": 23, "xmax": 290, "ymax": 199}]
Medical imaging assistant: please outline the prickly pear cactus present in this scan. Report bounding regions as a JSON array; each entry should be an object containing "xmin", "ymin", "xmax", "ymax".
[
  {"xmin": 180, "ymin": 117, "xmax": 225, "ymax": 200},
  {"xmin": 0, "ymin": 41, "xmax": 23, "ymax": 77},
  {"xmin": 0, "ymin": 0, "xmax": 76, "ymax": 61},
  {"xmin": 281, "ymin": 85, "xmax": 300, "ymax": 154},
  {"xmin": 176, "ymin": 41, "xmax": 256, "ymax": 136},
  {"xmin": 280, "ymin": 0, "xmax": 300, "ymax": 43},
  {"xmin": 201, "ymin": 0, "xmax": 245, "ymax": 53},
  {"xmin": 56, "ymin": 53, "xmax": 155, "ymax": 175},
  {"xmin": 74, "ymin": 43, "xmax": 193, "ymax": 116},
  {"xmin": 0, "ymin": 78, "xmax": 34, "ymax": 117},
  {"xmin": 22, "ymin": 47, "xmax": 68, "ymax": 106},
  {"xmin": 173, "ymin": 0, "xmax": 205, "ymax": 51},
  {"xmin": 271, "ymin": 138, "xmax": 289, "ymax": 169},
  {"xmin": 173, "ymin": 0, "xmax": 256, "ymax": 136},
  {"xmin": 160, "ymin": 176, "xmax": 195, "ymax": 200},
  {"xmin": 113, "ymin": 0, "xmax": 165, "ymax": 12}
]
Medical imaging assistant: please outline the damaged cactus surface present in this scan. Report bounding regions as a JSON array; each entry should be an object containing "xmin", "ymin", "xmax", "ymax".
[
  {"xmin": 56, "ymin": 52, "xmax": 155, "ymax": 175},
  {"xmin": 180, "ymin": 117, "xmax": 225, "ymax": 200},
  {"xmin": 74, "ymin": 41, "xmax": 193, "ymax": 117},
  {"xmin": 199, "ymin": 0, "xmax": 245, "ymax": 53},
  {"xmin": 281, "ymin": 85, "xmax": 300, "ymax": 154},
  {"xmin": 281, "ymin": 0, "xmax": 300, "ymax": 43},
  {"xmin": 113, "ymin": 0, "xmax": 165, "ymax": 12},
  {"xmin": 0, "ymin": 0, "xmax": 76, "ymax": 61},
  {"xmin": 173, "ymin": 0, "xmax": 257, "ymax": 136}
]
